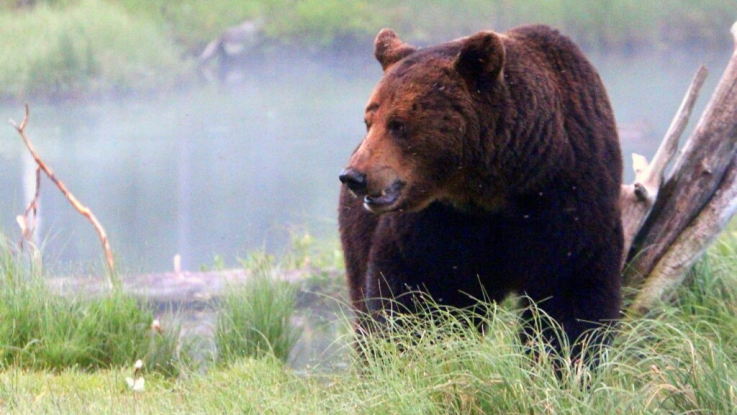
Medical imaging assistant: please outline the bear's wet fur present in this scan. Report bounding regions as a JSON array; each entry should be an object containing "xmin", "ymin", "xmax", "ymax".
[{"xmin": 339, "ymin": 25, "xmax": 623, "ymax": 359}]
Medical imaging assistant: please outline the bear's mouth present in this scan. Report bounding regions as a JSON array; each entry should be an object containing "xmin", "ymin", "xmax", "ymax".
[{"xmin": 363, "ymin": 181, "xmax": 405, "ymax": 213}]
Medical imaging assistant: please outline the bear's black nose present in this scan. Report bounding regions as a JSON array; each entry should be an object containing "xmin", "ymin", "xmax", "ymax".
[{"xmin": 339, "ymin": 168, "xmax": 367, "ymax": 193}]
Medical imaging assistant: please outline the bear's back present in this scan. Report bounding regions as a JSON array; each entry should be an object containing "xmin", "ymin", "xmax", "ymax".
[{"xmin": 504, "ymin": 24, "xmax": 623, "ymax": 204}]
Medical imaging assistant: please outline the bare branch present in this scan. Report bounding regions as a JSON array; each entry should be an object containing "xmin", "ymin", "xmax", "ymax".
[
  {"xmin": 655, "ymin": 65, "xmax": 709, "ymax": 183},
  {"xmin": 10, "ymin": 105, "xmax": 115, "ymax": 277}
]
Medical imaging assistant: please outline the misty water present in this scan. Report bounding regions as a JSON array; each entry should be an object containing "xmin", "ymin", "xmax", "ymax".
[{"xmin": 0, "ymin": 48, "xmax": 730, "ymax": 274}]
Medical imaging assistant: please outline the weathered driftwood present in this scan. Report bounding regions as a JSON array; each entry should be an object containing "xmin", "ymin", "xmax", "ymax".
[{"xmin": 622, "ymin": 22, "xmax": 737, "ymax": 314}]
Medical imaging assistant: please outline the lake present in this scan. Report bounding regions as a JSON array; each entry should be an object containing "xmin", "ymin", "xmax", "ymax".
[{"xmin": 0, "ymin": 48, "xmax": 730, "ymax": 273}]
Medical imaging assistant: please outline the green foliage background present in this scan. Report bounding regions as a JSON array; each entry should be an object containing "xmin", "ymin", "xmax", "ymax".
[{"xmin": 0, "ymin": 0, "xmax": 735, "ymax": 99}]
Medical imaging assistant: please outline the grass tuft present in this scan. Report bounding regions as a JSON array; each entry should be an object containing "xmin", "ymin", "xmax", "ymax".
[
  {"xmin": 0, "ymin": 237, "xmax": 179, "ymax": 374},
  {"xmin": 215, "ymin": 258, "xmax": 300, "ymax": 364}
]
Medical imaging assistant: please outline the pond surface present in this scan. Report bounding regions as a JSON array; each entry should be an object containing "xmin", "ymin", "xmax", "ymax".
[{"xmin": 0, "ymin": 48, "xmax": 730, "ymax": 273}]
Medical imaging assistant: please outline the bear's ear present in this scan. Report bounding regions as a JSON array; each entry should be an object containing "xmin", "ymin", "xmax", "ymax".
[
  {"xmin": 374, "ymin": 28, "xmax": 417, "ymax": 72},
  {"xmin": 454, "ymin": 31, "xmax": 505, "ymax": 89}
]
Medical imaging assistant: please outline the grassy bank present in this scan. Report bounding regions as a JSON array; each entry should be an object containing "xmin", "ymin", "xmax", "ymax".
[
  {"xmin": 0, "ymin": 0, "xmax": 189, "ymax": 99},
  {"xmin": 0, "ymin": 241, "xmax": 161, "ymax": 372},
  {"xmin": 0, "ymin": 0, "xmax": 735, "ymax": 99},
  {"xmin": 0, "ymin": 237, "xmax": 300, "ymax": 377},
  {"xmin": 2, "ymin": 230, "xmax": 737, "ymax": 413}
]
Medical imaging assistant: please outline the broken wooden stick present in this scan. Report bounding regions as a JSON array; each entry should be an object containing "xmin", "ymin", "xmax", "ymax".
[
  {"xmin": 17, "ymin": 165, "xmax": 41, "ymax": 250},
  {"xmin": 10, "ymin": 105, "xmax": 115, "ymax": 276}
]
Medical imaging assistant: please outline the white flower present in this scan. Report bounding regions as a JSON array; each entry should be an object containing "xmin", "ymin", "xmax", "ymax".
[
  {"xmin": 126, "ymin": 359, "xmax": 145, "ymax": 392},
  {"xmin": 125, "ymin": 376, "xmax": 145, "ymax": 392}
]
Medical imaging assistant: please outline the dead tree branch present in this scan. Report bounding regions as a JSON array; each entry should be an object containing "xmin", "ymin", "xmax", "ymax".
[
  {"xmin": 620, "ymin": 65, "xmax": 708, "ymax": 263},
  {"xmin": 622, "ymin": 21, "xmax": 737, "ymax": 314},
  {"xmin": 629, "ymin": 154, "xmax": 737, "ymax": 314},
  {"xmin": 10, "ymin": 105, "xmax": 115, "ymax": 277}
]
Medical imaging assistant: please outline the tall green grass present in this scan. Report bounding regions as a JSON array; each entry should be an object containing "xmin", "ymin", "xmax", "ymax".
[
  {"xmin": 2, "ymin": 235, "xmax": 736, "ymax": 413},
  {"xmin": 210, "ymin": 0, "xmax": 737, "ymax": 50},
  {"xmin": 0, "ymin": 238, "xmax": 179, "ymax": 373},
  {"xmin": 2, "ymin": 253, "xmax": 736, "ymax": 414},
  {"xmin": 215, "ymin": 254, "xmax": 300, "ymax": 364},
  {"xmin": 0, "ymin": 235, "xmax": 304, "ymax": 377}
]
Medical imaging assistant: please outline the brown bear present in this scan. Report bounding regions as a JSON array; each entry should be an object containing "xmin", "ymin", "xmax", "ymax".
[{"xmin": 338, "ymin": 25, "xmax": 623, "ymax": 360}]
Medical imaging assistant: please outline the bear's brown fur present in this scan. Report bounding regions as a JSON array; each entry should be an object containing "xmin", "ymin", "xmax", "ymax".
[{"xmin": 339, "ymin": 25, "xmax": 623, "ymax": 358}]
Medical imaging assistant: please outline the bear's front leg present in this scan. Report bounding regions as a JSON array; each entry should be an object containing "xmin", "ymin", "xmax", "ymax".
[
  {"xmin": 361, "ymin": 238, "xmax": 418, "ymax": 327},
  {"xmin": 519, "ymin": 245, "xmax": 621, "ymax": 367}
]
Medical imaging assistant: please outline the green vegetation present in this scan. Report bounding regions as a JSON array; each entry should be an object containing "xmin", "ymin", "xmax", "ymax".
[
  {"xmin": 2, "ymin": 230, "xmax": 737, "ymax": 413},
  {"xmin": 0, "ymin": 0, "xmax": 188, "ymax": 100},
  {"xmin": 0, "ymin": 0, "xmax": 735, "ymax": 99},
  {"xmin": 263, "ymin": 0, "xmax": 737, "ymax": 50},
  {"xmin": 0, "ymin": 238, "xmax": 177, "ymax": 372},
  {"xmin": 0, "ymin": 236, "xmax": 301, "ymax": 376},
  {"xmin": 215, "ymin": 255, "xmax": 300, "ymax": 364}
]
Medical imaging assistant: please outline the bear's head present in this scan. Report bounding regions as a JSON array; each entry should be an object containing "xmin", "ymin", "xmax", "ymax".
[{"xmin": 340, "ymin": 29, "xmax": 506, "ymax": 214}]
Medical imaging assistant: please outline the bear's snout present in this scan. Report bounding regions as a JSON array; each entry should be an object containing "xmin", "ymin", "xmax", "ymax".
[
  {"xmin": 340, "ymin": 166, "xmax": 406, "ymax": 214},
  {"xmin": 339, "ymin": 168, "xmax": 368, "ymax": 195}
]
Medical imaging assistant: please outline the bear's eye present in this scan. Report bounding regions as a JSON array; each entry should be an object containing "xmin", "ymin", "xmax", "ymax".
[
  {"xmin": 364, "ymin": 119, "xmax": 371, "ymax": 131},
  {"xmin": 387, "ymin": 119, "xmax": 406, "ymax": 138}
]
